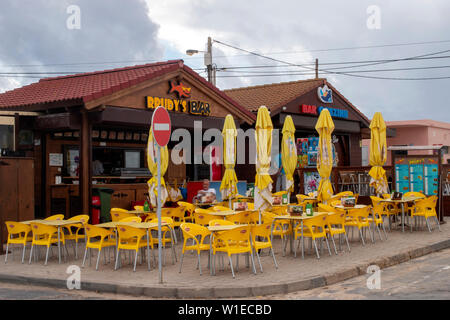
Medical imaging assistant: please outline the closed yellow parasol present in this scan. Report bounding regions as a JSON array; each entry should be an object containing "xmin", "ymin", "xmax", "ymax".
[
  {"xmin": 315, "ymin": 108, "xmax": 335, "ymax": 203},
  {"xmin": 146, "ymin": 127, "xmax": 169, "ymax": 207},
  {"xmin": 254, "ymin": 106, "xmax": 273, "ymax": 215},
  {"xmin": 281, "ymin": 115, "xmax": 297, "ymax": 196},
  {"xmin": 369, "ymin": 112, "xmax": 388, "ymax": 195},
  {"xmin": 220, "ymin": 114, "xmax": 238, "ymax": 203}
]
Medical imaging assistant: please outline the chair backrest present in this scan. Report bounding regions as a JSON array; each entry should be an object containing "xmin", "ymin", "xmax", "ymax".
[
  {"xmin": 180, "ymin": 223, "xmax": 211, "ymax": 240},
  {"xmin": 209, "ymin": 219, "xmax": 234, "ymax": 227},
  {"xmin": 251, "ymin": 223, "xmax": 272, "ymax": 240},
  {"xmin": 326, "ymin": 212, "xmax": 346, "ymax": 226},
  {"xmin": 134, "ymin": 205, "xmax": 144, "ymax": 211},
  {"xmin": 370, "ymin": 196, "xmax": 383, "ymax": 206},
  {"xmin": 261, "ymin": 211, "xmax": 275, "ymax": 224},
  {"xmin": 404, "ymin": 192, "xmax": 426, "ymax": 199},
  {"xmin": 347, "ymin": 206, "xmax": 371, "ymax": 221},
  {"xmin": 270, "ymin": 205, "xmax": 288, "ymax": 215},
  {"xmin": 272, "ymin": 190, "xmax": 287, "ymax": 197},
  {"xmin": 246, "ymin": 202, "xmax": 255, "ymax": 210},
  {"xmin": 303, "ymin": 214, "xmax": 328, "ymax": 230},
  {"xmin": 296, "ymin": 194, "xmax": 309, "ymax": 203},
  {"xmin": 335, "ymin": 191, "xmax": 353, "ymax": 197},
  {"xmin": 216, "ymin": 225, "xmax": 251, "ymax": 248},
  {"xmin": 119, "ymin": 216, "xmax": 142, "ymax": 223},
  {"xmin": 148, "ymin": 217, "xmax": 174, "ymax": 225},
  {"xmin": 225, "ymin": 210, "xmax": 257, "ymax": 224},
  {"xmin": 318, "ymin": 203, "xmax": 337, "ymax": 213},
  {"xmin": 44, "ymin": 214, "xmax": 64, "ymax": 221},
  {"xmin": 382, "ymin": 193, "xmax": 391, "ymax": 199},
  {"xmin": 5, "ymin": 221, "xmax": 31, "ymax": 235},
  {"xmin": 177, "ymin": 202, "xmax": 196, "ymax": 217},
  {"xmin": 110, "ymin": 209, "xmax": 134, "ymax": 222},
  {"xmin": 415, "ymin": 195, "xmax": 438, "ymax": 210},
  {"xmin": 194, "ymin": 209, "xmax": 217, "ymax": 226},
  {"xmin": 68, "ymin": 215, "xmax": 90, "ymax": 224},
  {"xmin": 117, "ymin": 225, "xmax": 146, "ymax": 243},
  {"xmin": 85, "ymin": 224, "xmax": 112, "ymax": 239},
  {"xmin": 169, "ymin": 206, "xmax": 186, "ymax": 220},
  {"xmin": 30, "ymin": 222, "xmax": 57, "ymax": 237}
]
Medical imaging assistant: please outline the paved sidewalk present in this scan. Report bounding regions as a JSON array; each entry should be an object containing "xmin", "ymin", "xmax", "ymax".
[{"xmin": 0, "ymin": 218, "xmax": 449, "ymax": 298}]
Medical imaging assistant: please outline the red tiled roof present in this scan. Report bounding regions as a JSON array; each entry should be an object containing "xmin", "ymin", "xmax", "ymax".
[
  {"xmin": 0, "ymin": 59, "xmax": 256, "ymax": 122},
  {"xmin": 224, "ymin": 78, "xmax": 370, "ymax": 126},
  {"xmin": 224, "ymin": 78, "xmax": 326, "ymax": 112},
  {"xmin": 0, "ymin": 60, "xmax": 182, "ymax": 109}
]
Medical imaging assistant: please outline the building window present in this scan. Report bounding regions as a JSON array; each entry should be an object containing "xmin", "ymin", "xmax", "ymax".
[{"xmin": 0, "ymin": 124, "xmax": 14, "ymax": 151}]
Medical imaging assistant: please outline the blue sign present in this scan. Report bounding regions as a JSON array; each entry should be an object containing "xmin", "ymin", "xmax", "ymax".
[{"xmin": 317, "ymin": 106, "xmax": 348, "ymax": 119}]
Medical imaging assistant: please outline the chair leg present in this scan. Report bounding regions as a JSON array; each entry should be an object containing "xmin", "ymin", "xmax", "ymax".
[
  {"xmin": 325, "ymin": 237, "xmax": 332, "ymax": 256},
  {"xmin": 114, "ymin": 249, "xmax": 120, "ymax": 270},
  {"xmin": 359, "ymin": 229, "xmax": 365, "ymax": 246},
  {"xmin": 330, "ymin": 234, "xmax": 338, "ymax": 255},
  {"xmin": 82, "ymin": 247, "xmax": 88, "ymax": 267},
  {"xmin": 29, "ymin": 244, "xmax": 36, "ymax": 264},
  {"xmin": 198, "ymin": 252, "xmax": 202, "ymax": 275},
  {"xmin": 179, "ymin": 252, "xmax": 184, "ymax": 273},
  {"xmin": 313, "ymin": 239, "xmax": 320, "ymax": 259},
  {"xmin": 344, "ymin": 233, "xmax": 351, "ymax": 252},
  {"xmin": 228, "ymin": 255, "xmax": 235, "ymax": 278},
  {"xmin": 45, "ymin": 246, "xmax": 50, "ymax": 265},
  {"xmin": 435, "ymin": 216, "xmax": 441, "ymax": 231},
  {"xmin": 255, "ymin": 249, "xmax": 263, "ymax": 273},
  {"xmin": 249, "ymin": 251, "xmax": 257, "ymax": 275},
  {"xmin": 382, "ymin": 223, "xmax": 388, "ymax": 240},
  {"xmin": 376, "ymin": 225, "xmax": 383, "ymax": 241},
  {"xmin": 21, "ymin": 244, "xmax": 26, "ymax": 264},
  {"xmin": 4, "ymin": 243, "xmax": 9, "ymax": 263},
  {"xmin": 270, "ymin": 248, "xmax": 279, "ymax": 269},
  {"xmin": 425, "ymin": 218, "xmax": 432, "ymax": 233},
  {"xmin": 133, "ymin": 250, "xmax": 138, "ymax": 272},
  {"xmin": 96, "ymin": 249, "xmax": 101, "ymax": 271}
]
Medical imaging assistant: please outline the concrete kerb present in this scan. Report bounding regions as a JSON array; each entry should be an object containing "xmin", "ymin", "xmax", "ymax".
[{"xmin": 0, "ymin": 239, "xmax": 449, "ymax": 298}]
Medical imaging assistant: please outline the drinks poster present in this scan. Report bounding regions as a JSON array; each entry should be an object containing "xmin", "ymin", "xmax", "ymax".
[
  {"xmin": 394, "ymin": 157, "xmax": 439, "ymax": 195},
  {"xmin": 304, "ymin": 171, "xmax": 321, "ymax": 194}
]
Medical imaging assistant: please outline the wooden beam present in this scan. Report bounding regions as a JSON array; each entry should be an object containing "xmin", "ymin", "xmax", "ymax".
[{"xmin": 79, "ymin": 111, "xmax": 92, "ymax": 216}]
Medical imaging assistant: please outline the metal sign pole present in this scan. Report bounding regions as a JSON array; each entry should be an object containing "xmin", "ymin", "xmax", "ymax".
[{"xmin": 157, "ymin": 144, "xmax": 163, "ymax": 283}]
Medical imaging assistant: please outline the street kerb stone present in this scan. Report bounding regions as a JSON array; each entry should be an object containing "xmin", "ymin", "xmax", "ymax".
[
  {"xmin": 250, "ymin": 283, "xmax": 287, "ymax": 297},
  {"xmin": 143, "ymin": 286, "xmax": 177, "ymax": 298},
  {"xmin": 324, "ymin": 268, "xmax": 359, "ymax": 286},
  {"xmin": 214, "ymin": 286, "xmax": 253, "ymax": 299},
  {"xmin": 430, "ymin": 239, "xmax": 450, "ymax": 252},
  {"xmin": 177, "ymin": 287, "xmax": 215, "ymax": 299},
  {"xmin": 116, "ymin": 285, "xmax": 145, "ymax": 297},
  {"xmin": 286, "ymin": 278, "xmax": 313, "ymax": 293}
]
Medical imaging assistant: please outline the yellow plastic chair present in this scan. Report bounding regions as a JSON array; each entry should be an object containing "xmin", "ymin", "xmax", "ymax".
[
  {"xmin": 262, "ymin": 212, "xmax": 291, "ymax": 255},
  {"xmin": 345, "ymin": 206, "xmax": 374, "ymax": 246},
  {"xmin": 410, "ymin": 196, "xmax": 440, "ymax": 232},
  {"xmin": 226, "ymin": 210, "xmax": 258, "ymax": 225},
  {"xmin": 148, "ymin": 217, "xmax": 177, "ymax": 265},
  {"xmin": 44, "ymin": 214, "xmax": 64, "ymax": 221},
  {"xmin": 247, "ymin": 202, "xmax": 255, "ymax": 210},
  {"xmin": 251, "ymin": 223, "xmax": 278, "ymax": 272},
  {"xmin": 272, "ymin": 190, "xmax": 287, "ymax": 197},
  {"xmin": 368, "ymin": 200, "xmax": 388, "ymax": 240},
  {"xmin": 179, "ymin": 223, "xmax": 212, "ymax": 275},
  {"xmin": 194, "ymin": 208, "xmax": 217, "ymax": 226},
  {"xmin": 269, "ymin": 205, "xmax": 288, "ymax": 215},
  {"xmin": 134, "ymin": 205, "xmax": 144, "ymax": 211},
  {"xmin": 143, "ymin": 212, "xmax": 158, "ymax": 222},
  {"xmin": 209, "ymin": 219, "xmax": 234, "ymax": 227},
  {"xmin": 296, "ymin": 194, "xmax": 309, "ymax": 203},
  {"xmin": 404, "ymin": 192, "xmax": 426, "ymax": 218},
  {"xmin": 114, "ymin": 225, "xmax": 148, "ymax": 272},
  {"xmin": 177, "ymin": 201, "xmax": 196, "ymax": 223},
  {"xmin": 4, "ymin": 221, "xmax": 32, "ymax": 263},
  {"xmin": 29, "ymin": 222, "xmax": 68, "ymax": 265},
  {"xmin": 211, "ymin": 225, "xmax": 257, "ymax": 278},
  {"xmin": 324, "ymin": 212, "xmax": 351, "ymax": 254},
  {"xmin": 294, "ymin": 214, "xmax": 332, "ymax": 259},
  {"xmin": 110, "ymin": 208, "xmax": 134, "ymax": 222},
  {"xmin": 371, "ymin": 196, "xmax": 397, "ymax": 231},
  {"xmin": 63, "ymin": 214, "xmax": 89, "ymax": 259},
  {"xmin": 119, "ymin": 216, "xmax": 142, "ymax": 223},
  {"xmin": 82, "ymin": 224, "xmax": 116, "ymax": 270}
]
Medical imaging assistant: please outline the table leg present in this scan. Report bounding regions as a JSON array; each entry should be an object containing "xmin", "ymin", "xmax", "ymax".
[
  {"xmin": 147, "ymin": 229, "xmax": 151, "ymax": 271},
  {"xmin": 301, "ymin": 220, "xmax": 304, "ymax": 259},
  {"xmin": 58, "ymin": 227, "xmax": 61, "ymax": 264}
]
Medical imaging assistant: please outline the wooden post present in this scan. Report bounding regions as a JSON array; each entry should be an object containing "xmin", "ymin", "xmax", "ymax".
[{"xmin": 79, "ymin": 111, "xmax": 92, "ymax": 216}]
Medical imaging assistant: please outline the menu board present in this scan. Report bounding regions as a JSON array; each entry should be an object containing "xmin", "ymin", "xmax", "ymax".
[{"xmin": 394, "ymin": 157, "xmax": 439, "ymax": 195}]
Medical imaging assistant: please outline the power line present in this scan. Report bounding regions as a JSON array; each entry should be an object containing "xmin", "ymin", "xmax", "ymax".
[{"xmin": 213, "ymin": 39, "xmax": 450, "ymax": 80}]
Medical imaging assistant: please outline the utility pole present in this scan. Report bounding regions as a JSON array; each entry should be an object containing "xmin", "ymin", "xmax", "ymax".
[
  {"xmin": 205, "ymin": 37, "xmax": 215, "ymax": 86},
  {"xmin": 315, "ymin": 58, "xmax": 319, "ymax": 79}
]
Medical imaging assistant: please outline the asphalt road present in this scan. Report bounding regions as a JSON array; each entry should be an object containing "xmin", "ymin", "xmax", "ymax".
[{"xmin": 0, "ymin": 248, "xmax": 448, "ymax": 300}]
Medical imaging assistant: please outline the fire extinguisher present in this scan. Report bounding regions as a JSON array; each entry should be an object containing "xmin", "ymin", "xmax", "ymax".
[{"xmin": 92, "ymin": 196, "xmax": 101, "ymax": 225}]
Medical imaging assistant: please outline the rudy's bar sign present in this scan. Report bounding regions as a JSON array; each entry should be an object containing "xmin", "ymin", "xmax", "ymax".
[
  {"xmin": 146, "ymin": 80, "xmax": 211, "ymax": 116},
  {"xmin": 300, "ymin": 104, "xmax": 348, "ymax": 119}
]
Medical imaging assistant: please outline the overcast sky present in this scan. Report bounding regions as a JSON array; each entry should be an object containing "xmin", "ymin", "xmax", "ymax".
[{"xmin": 1, "ymin": 0, "xmax": 450, "ymax": 122}]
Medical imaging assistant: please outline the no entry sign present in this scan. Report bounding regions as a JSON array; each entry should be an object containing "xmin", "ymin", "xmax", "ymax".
[{"xmin": 152, "ymin": 106, "xmax": 171, "ymax": 147}]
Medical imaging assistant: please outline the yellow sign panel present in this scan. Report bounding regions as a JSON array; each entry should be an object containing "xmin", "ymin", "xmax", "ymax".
[{"xmin": 146, "ymin": 96, "xmax": 211, "ymax": 116}]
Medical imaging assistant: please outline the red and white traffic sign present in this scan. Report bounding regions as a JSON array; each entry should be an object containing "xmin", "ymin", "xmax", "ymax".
[{"xmin": 152, "ymin": 106, "xmax": 171, "ymax": 147}]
